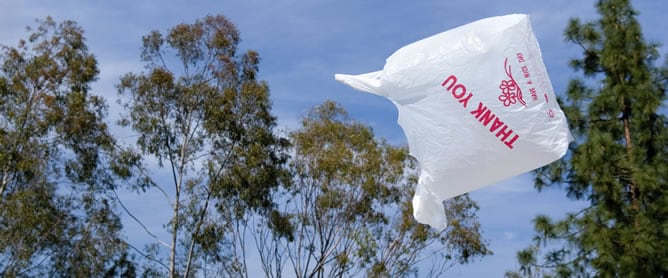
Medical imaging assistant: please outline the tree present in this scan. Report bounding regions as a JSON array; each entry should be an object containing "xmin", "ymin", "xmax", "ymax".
[
  {"xmin": 117, "ymin": 14, "xmax": 290, "ymax": 277},
  {"xmin": 257, "ymin": 101, "xmax": 490, "ymax": 277},
  {"xmin": 508, "ymin": 0, "xmax": 668, "ymax": 276},
  {"xmin": 0, "ymin": 17, "xmax": 138, "ymax": 276}
]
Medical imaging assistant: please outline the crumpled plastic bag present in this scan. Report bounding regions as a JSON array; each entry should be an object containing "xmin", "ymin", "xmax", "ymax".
[{"xmin": 335, "ymin": 14, "xmax": 572, "ymax": 230}]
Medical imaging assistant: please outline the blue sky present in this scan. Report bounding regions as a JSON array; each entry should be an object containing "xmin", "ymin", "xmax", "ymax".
[{"xmin": 2, "ymin": 1, "xmax": 666, "ymax": 277}]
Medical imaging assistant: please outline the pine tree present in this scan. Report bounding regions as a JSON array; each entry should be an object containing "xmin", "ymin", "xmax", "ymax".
[{"xmin": 508, "ymin": 0, "xmax": 668, "ymax": 277}]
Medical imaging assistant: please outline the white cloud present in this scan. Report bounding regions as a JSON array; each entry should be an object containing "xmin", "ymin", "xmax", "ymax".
[
  {"xmin": 504, "ymin": 232, "xmax": 516, "ymax": 240},
  {"xmin": 3, "ymin": 1, "xmax": 666, "ymax": 277}
]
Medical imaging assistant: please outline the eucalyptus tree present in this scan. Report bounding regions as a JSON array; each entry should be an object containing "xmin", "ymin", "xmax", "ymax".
[
  {"xmin": 261, "ymin": 101, "xmax": 491, "ymax": 277},
  {"xmin": 0, "ymin": 17, "xmax": 138, "ymax": 276},
  {"xmin": 118, "ymin": 14, "xmax": 290, "ymax": 277}
]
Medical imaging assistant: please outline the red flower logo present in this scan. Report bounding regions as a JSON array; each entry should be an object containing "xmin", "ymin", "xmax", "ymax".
[{"xmin": 498, "ymin": 58, "xmax": 526, "ymax": 107}]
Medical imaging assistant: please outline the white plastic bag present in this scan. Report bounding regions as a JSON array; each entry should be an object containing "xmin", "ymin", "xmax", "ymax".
[{"xmin": 335, "ymin": 14, "xmax": 572, "ymax": 230}]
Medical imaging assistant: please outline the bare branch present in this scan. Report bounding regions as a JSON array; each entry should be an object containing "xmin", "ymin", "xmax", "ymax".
[{"xmin": 112, "ymin": 187, "xmax": 171, "ymax": 249}]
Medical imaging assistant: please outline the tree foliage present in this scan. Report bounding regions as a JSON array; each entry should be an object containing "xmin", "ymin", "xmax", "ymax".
[
  {"xmin": 257, "ymin": 101, "xmax": 491, "ymax": 277},
  {"xmin": 2, "ymin": 13, "xmax": 493, "ymax": 278},
  {"xmin": 117, "ymin": 14, "xmax": 290, "ymax": 277},
  {"xmin": 508, "ymin": 0, "xmax": 668, "ymax": 276},
  {"xmin": 0, "ymin": 17, "xmax": 137, "ymax": 276}
]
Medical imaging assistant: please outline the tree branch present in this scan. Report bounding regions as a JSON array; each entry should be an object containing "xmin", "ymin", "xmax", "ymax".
[
  {"xmin": 127, "ymin": 242, "xmax": 170, "ymax": 271},
  {"xmin": 111, "ymin": 187, "xmax": 170, "ymax": 248},
  {"xmin": 183, "ymin": 188, "xmax": 213, "ymax": 277}
]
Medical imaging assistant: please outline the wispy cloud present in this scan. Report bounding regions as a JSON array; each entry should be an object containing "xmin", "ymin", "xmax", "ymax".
[{"xmin": 2, "ymin": 1, "xmax": 666, "ymax": 276}]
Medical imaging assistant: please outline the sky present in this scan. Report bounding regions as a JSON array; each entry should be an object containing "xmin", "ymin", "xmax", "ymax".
[{"xmin": 1, "ymin": 0, "xmax": 667, "ymax": 277}]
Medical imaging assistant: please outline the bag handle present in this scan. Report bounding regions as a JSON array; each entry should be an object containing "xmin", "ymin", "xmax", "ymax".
[{"xmin": 334, "ymin": 71, "xmax": 384, "ymax": 96}]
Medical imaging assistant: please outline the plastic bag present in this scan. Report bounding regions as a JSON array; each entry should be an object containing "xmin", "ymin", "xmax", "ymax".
[{"xmin": 335, "ymin": 14, "xmax": 572, "ymax": 230}]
